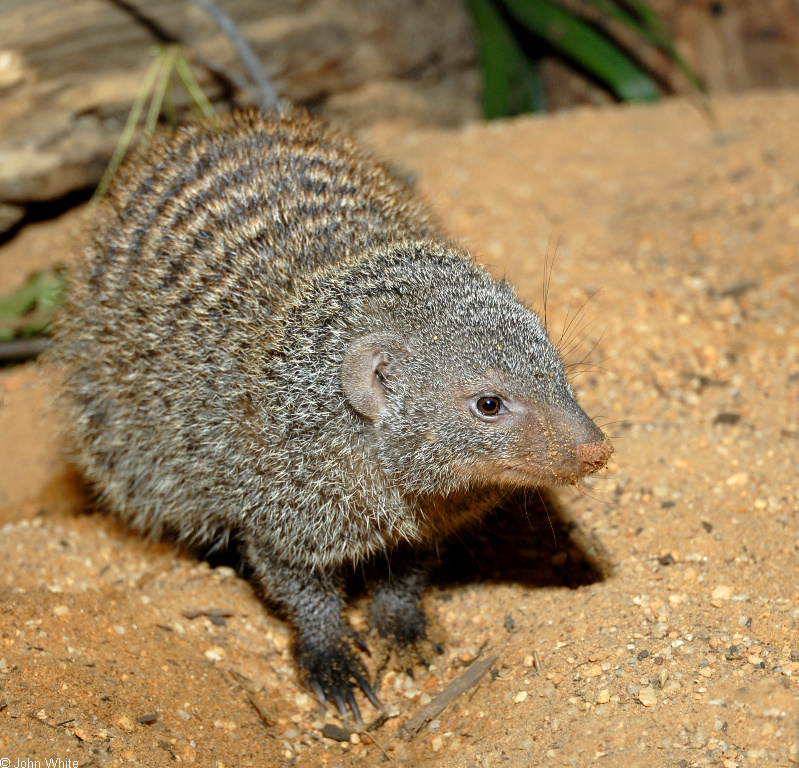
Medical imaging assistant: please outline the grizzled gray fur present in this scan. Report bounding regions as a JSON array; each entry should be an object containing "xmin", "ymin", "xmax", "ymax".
[{"xmin": 52, "ymin": 109, "xmax": 612, "ymax": 720}]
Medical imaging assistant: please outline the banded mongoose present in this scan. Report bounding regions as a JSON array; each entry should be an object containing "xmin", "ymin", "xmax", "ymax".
[{"xmin": 53, "ymin": 109, "xmax": 612, "ymax": 721}]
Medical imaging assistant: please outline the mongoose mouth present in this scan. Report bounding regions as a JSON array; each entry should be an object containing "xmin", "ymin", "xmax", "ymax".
[{"xmin": 459, "ymin": 438, "xmax": 613, "ymax": 489}]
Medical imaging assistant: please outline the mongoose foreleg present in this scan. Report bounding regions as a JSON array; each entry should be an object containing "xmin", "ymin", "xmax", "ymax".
[
  {"xmin": 246, "ymin": 545, "xmax": 379, "ymax": 722},
  {"xmin": 370, "ymin": 552, "xmax": 429, "ymax": 648}
]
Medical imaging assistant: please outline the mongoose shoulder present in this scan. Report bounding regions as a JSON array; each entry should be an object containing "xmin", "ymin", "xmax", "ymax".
[{"xmin": 53, "ymin": 108, "xmax": 612, "ymax": 720}]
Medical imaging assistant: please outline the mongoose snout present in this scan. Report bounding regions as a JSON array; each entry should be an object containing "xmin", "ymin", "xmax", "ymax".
[
  {"xmin": 52, "ymin": 109, "xmax": 611, "ymax": 722},
  {"xmin": 576, "ymin": 440, "xmax": 614, "ymax": 473}
]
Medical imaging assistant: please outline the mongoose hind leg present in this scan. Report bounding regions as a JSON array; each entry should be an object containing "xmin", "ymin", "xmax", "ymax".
[{"xmin": 246, "ymin": 546, "xmax": 380, "ymax": 723}]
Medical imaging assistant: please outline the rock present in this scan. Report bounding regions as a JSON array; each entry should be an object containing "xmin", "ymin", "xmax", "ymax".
[{"xmin": 0, "ymin": 202, "xmax": 24, "ymax": 234}]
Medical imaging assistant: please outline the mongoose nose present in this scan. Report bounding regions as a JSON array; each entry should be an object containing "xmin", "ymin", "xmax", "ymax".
[{"xmin": 575, "ymin": 441, "xmax": 613, "ymax": 474}]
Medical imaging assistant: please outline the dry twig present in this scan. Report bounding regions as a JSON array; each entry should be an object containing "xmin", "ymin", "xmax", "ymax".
[{"xmin": 402, "ymin": 654, "xmax": 497, "ymax": 738}]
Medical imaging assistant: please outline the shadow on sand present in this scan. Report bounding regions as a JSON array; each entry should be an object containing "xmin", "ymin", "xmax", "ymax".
[{"xmin": 431, "ymin": 488, "xmax": 611, "ymax": 591}]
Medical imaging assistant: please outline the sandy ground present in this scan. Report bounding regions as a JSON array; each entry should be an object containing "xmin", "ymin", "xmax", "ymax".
[{"xmin": 1, "ymin": 90, "xmax": 798, "ymax": 767}]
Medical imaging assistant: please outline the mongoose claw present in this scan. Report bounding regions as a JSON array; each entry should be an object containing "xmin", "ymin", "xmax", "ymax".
[
  {"xmin": 309, "ymin": 679, "xmax": 328, "ymax": 706},
  {"xmin": 348, "ymin": 629, "xmax": 371, "ymax": 656},
  {"xmin": 344, "ymin": 689, "xmax": 362, "ymax": 724},
  {"xmin": 354, "ymin": 673, "xmax": 382, "ymax": 710},
  {"xmin": 331, "ymin": 690, "xmax": 349, "ymax": 719},
  {"xmin": 303, "ymin": 644, "xmax": 382, "ymax": 723}
]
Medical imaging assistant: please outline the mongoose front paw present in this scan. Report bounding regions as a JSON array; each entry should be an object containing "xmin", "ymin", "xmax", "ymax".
[
  {"xmin": 374, "ymin": 604, "xmax": 427, "ymax": 648},
  {"xmin": 297, "ymin": 641, "xmax": 381, "ymax": 724},
  {"xmin": 371, "ymin": 600, "xmax": 443, "ymax": 669},
  {"xmin": 370, "ymin": 593, "xmax": 427, "ymax": 649}
]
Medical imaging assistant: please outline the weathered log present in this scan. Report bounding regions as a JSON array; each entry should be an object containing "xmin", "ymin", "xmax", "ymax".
[{"xmin": 0, "ymin": 0, "xmax": 479, "ymax": 225}]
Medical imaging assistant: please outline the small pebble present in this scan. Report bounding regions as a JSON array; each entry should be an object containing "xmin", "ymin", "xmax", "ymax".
[
  {"xmin": 115, "ymin": 715, "xmax": 135, "ymax": 731},
  {"xmin": 321, "ymin": 724, "xmax": 351, "ymax": 742},
  {"xmin": 725, "ymin": 472, "xmax": 749, "ymax": 486},
  {"xmin": 638, "ymin": 686, "xmax": 657, "ymax": 707},
  {"xmin": 580, "ymin": 663, "xmax": 602, "ymax": 679}
]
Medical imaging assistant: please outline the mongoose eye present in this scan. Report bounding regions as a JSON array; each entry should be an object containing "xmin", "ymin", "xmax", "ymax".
[{"xmin": 476, "ymin": 396, "xmax": 502, "ymax": 417}]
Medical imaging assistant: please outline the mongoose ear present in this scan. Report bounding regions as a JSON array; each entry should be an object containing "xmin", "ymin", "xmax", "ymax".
[{"xmin": 341, "ymin": 334, "xmax": 404, "ymax": 420}]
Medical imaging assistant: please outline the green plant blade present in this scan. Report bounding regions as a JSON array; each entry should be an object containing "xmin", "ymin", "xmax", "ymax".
[
  {"xmin": 469, "ymin": 0, "xmax": 546, "ymax": 118},
  {"xmin": 585, "ymin": 0, "xmax": 663, "ymax": 42},
  {"xmin": 0, "ymin": 270, "xmax": 65, "ymax": 340},
  {"xmin": 583, "ymin": 0, "xmax": 705, "ymax": 94},
  {"xmin": 175, "ymin": 55, "xmax": 217, "ymax": 122},
  {"xmin": 92, "ymin": 47, "xmax": 165, "ymax": 204},
  {"xmin": 0, "ymin": 276, "xmax": 42, "ymax": 337},
  {"xmin": 501, "ymin": 0, "xmax": 660, "ymax": 101},
  {"xmin": 144, "ymin": 45, "xmax": 180, "ymax": 142}
]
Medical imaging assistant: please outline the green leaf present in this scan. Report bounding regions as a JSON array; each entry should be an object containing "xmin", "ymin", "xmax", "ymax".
[
  {"xmin": 583, "ymin": 0, "xmax": 705, "ymax": 94},
  {"xmin": 499, "ymin": 0, "xmax": 660, "ymax": 101},
  {"xmin": 469, "ymin": 0, "xmax": 547, "ymax": 118},
  {"xmin": 0, "ymin": 270, "xmax": 65, "ymax": 340}
]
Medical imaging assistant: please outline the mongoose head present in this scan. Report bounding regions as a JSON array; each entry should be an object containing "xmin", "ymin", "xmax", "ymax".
[{"xmin": 336, "ymin": 242, "xmax": 613, "ymax": 496}]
